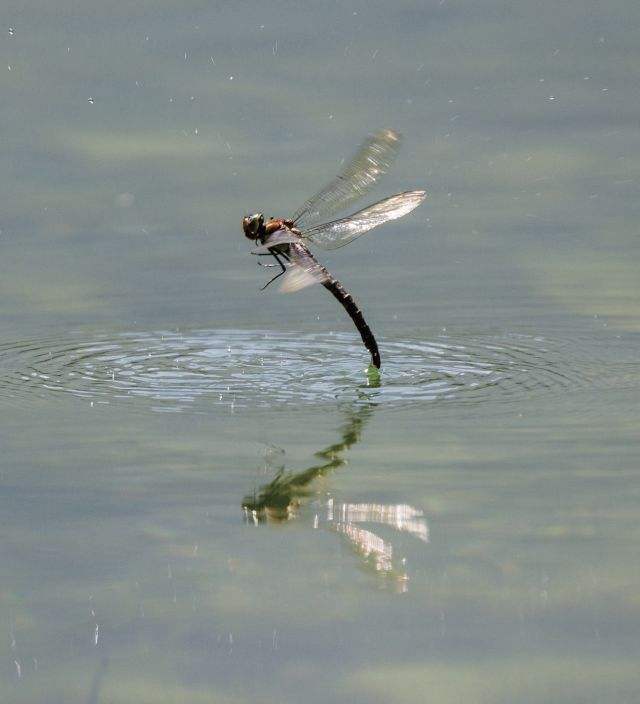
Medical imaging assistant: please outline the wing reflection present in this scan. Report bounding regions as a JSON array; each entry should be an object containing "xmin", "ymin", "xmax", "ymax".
[
  {"xmin": 334, "ymin": 502, "xmax": 429, "ymax": 542},
  {"xmin": 242, "ymin": 404, "xmax": 428, "ymax": 590},
  {"xmin": 333, "ymin": 521, "xmax": 394, "ymax": 573}
]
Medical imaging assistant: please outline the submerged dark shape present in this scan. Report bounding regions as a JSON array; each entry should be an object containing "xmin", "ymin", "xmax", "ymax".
[{"xmin": 242, "ymin": 129, "xmax": 426, "ymax": 369}]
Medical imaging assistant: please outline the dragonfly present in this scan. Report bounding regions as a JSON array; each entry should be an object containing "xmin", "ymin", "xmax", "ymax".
[{"xmin": 242, "ymin": 129, "xmax": 426, "ymax": 369}]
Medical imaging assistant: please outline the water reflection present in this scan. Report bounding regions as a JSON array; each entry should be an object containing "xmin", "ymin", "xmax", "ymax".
[{"xmin": 242, "ymin": 404, "xmax": 429, "ymax": 590}]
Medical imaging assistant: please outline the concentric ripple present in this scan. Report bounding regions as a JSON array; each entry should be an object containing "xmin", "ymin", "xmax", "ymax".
[{"xmin": 0, "ymin": 329, "xmax": 635, "ymax": 413}]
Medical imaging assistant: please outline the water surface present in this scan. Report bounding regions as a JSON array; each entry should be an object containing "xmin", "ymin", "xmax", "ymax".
[{"xmin": 2, "ymin": 1, "xmax": 640, "ymax": 703}]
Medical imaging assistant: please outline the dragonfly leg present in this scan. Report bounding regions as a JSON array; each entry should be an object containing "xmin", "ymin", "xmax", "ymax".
[
  {"xmin": 254, "ymin": 251, "xmax": 279, "ymax": 268},
  {"xmin": 260, "ymin": 253, "xmax": 287, "ymax": 291}
]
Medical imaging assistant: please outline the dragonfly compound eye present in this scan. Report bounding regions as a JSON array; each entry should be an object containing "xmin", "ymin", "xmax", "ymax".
[{"xmin": 242, "ymin": 213, "xmax": 264, "ymax": 239}]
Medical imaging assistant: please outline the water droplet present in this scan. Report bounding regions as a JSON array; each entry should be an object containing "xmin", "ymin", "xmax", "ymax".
[
  {"xmin": 8, "ymin": 27, "xmax": 15, "ymax": 37},
  {"xmin": 87, "ymin": 97, "xmax": 95, "ymax": 104}
]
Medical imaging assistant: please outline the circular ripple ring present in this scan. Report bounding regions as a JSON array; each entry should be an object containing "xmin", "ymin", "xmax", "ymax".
[{"xmin": 0, "ymin": 329, "xmax": 629, "ymax": 413}]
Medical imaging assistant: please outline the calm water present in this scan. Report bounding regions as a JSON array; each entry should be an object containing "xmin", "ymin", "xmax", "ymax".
[{"xmin": 2, "ymin": 2, "xmax": 640, "ymax": 702}]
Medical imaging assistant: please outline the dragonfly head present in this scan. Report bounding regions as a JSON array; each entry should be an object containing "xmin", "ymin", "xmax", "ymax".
[{"xmin": 242, "ymin": 212, "xmax": 264, "ymax": 241}]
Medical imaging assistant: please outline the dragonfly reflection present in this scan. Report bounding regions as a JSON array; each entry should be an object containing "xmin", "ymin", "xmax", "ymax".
[
  {"xmin": 243, "ymin": 129, "xmax": 426, "ymax": 369},
  {"xmin": 242, "ymin": 404, "xmax": 428, "ymax": 589}
]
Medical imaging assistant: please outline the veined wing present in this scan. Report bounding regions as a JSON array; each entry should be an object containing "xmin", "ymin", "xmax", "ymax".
[
  {"xmin": 280, "ymin": 247, "xmax": 330, "ymax": 293},
  {"xmin": 301, "ymin": 190, "xmax": 426, "ymax": 251},
  {"xmin": 249, "ymin": 230, "xmax": 329, "ymax": 293},
  {"xmin": 291, "ymin": 129, "xmax": 402, "ymax": 229},
  {"xmin": 249, "ymin": 228, "xmax": 302, "ymax": 255}
]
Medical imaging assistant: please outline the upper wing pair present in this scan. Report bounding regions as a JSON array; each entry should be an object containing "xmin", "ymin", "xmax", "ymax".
[{"xmin": 291, "ymin": 128, "xmax": 425, "ymax": 249}]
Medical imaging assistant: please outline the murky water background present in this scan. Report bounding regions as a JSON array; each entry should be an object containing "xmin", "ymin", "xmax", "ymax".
[{"xmin": 2, "ymin": 2, "xmax": 640, "ymax": 703}]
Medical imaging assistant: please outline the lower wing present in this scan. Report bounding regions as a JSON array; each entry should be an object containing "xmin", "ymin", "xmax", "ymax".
[{"xmin": 279, "ymin": 247, "xmax": 330, "ymax": 293}]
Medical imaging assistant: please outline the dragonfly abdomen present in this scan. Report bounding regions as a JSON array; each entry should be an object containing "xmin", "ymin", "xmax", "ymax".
[{"xmin": 321, "ymin": 276, "xmax": 381, "ymax": 369}]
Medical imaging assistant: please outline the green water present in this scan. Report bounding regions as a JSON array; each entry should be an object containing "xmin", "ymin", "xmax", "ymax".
[{"xmin": 2, "ymin": 2, "xmax": 640, "ymax": 702}]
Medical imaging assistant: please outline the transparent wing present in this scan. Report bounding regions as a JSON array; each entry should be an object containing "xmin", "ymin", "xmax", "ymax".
[
  {"xmin": 249, "ymin": 229, "xmax": 302, "ymax": 255},
  {"xmin": 301, "ymin": 190, "xmax": 426, "ymax": 251},
  {"xmin": 280, "ymin": 248, "xmax": 329, "ymax": 294},
  {"xmin": 291, "ymin": 129, "xmax": 402, "ymax": 229}
]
